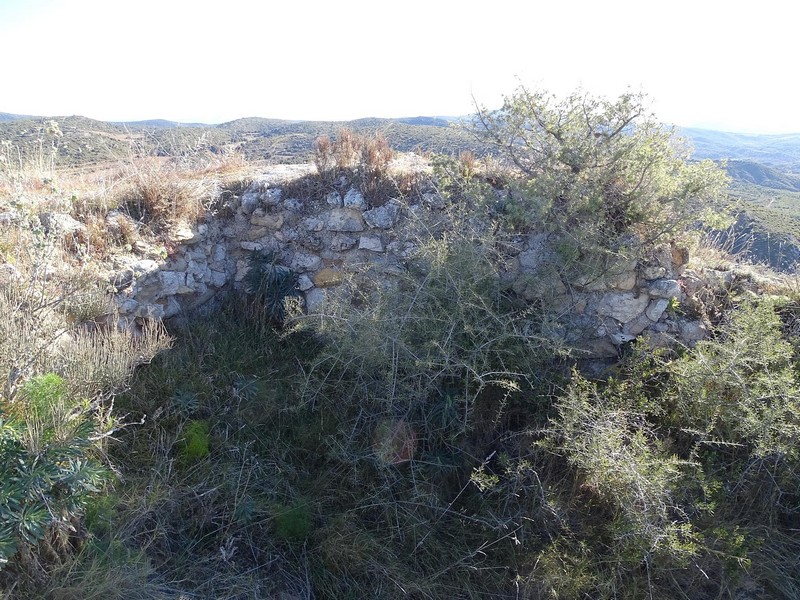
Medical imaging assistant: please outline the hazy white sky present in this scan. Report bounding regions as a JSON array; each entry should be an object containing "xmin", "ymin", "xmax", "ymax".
[{"xmin": 0, "ymin": 0, "xmax": 797, "ymax": 133}]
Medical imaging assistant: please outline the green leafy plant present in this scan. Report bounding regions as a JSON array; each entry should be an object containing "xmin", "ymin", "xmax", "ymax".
[
  {"xmin": 180, "ymin": 420, "xmax": 210, "ymax": 462},
  {"xmin": 0, "ymin": 373, "xmax": 109, "ymax": 569}
]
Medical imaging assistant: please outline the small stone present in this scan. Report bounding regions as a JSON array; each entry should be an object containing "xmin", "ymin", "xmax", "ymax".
[
  {"xmin": 648, "ymin": 279, "xmax": 682, "ymax": 299},
  {"xmin": 363, "ymin": 204, "xmax": 399, "ymax": 229},
  {"xmin": 240, "ymin": 241, "xmax": 264, "ymax": 251},
  {"xmin": 313, "ymin": 268, "xmax": 344, "ymax": 287},
  {"xmin": 623, "ymin": 313, "xmax": 652, "ymax": 337},
  {"xmin": 244, "ymin": 227, "xmax": 270, "ymax": 241},
  {"xmin": 680, "ymin": 320, "xmax": 708, "ymax": 345},
  {"xmin": 283, "ymin": 198, "xmax": 303, "ymax": 212},
  {"xmin": 359, "ymin": 235, "xmax": 384, "ymax": 252},
  {"xmin": 297, "ymin": 274, "xmax": 314, "ymax": 291},
  {"xmin": 646, "ymin": 298, "xmax": 669, "ymax": 322},
  {"xmin": 289, "ymin": 252, "xmax": 322, "ymax": 272},
  {"xmin": 343, "ymin": 188, "xmax": 367, "ymax": 210},
  {"xmin": 305, "ymin": 288, "xmax": 326, "ymax": 313},
  {"xmin": 250, "ymin": 213, "xmax": 284, "ymax": 229},
  {"xmin": 330, "ymin": 234, "xmax": 358, "ymax": 252},
  {"xmin": 326, "ymin": 192, "xmax": 342, "ymax": 207},
  {"xmin": 302, "ymin": 217, "xmax": 324, "ymax": 232}
]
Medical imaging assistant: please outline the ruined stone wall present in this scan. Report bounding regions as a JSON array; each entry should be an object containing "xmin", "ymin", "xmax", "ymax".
[{"xmin": 111, "ymin": 165, "xmax": 719, "ymax": 357}]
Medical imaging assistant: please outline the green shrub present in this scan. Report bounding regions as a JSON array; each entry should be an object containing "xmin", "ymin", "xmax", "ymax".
[
  {"xmin": 0, "ymin": 373, "xmax": 110, "ymax": 569},
  {"xmin": 273, "ymin": 503, "xmax": 312, "ymax": 542},
  {"xmin": 180, "ymin": 420, "xmax": 210, "ymax": 462}
]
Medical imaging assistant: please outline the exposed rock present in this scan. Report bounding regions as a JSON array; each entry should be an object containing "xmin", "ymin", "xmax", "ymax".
[
  {"xmin": 363, "ymin": 204, "xmax": 399, "ymax": 229},
  {"xmin": 646, "ymin": 298, "xmax": 669, "ymax": 322},
  {"xmin": 595, "ymin": 292, "xmax": 650, "ymax": 323},
  {"xmin": 359, "ymin": 235, "xmax": 384, "ymax": 252},
  {"xmin": 343, "ymin": 188, "xmax": 367, "ymax": 210},
  {"xmin": 648, "ymin": 279, "xmax": 682, "ymax": 299},
  {"xmin": 313, "ymin": 268, "xmax": 344, "ymax": 288},
  {"xmin": 327, "ymin": 208, "xmax": 365, "ymax": 232},
  {"xmin": 680, "ymin": 320, "xmax": 708, "ymax": 345},
  {"xmin": 250, "ymin": 211, "xmax": 285, "ymax": 230},
  {"xmin": 330, "ymin": 234, "xmax": 358, "ymax": 252},
  {"xmin": 326, "ymin": 192, "xmax": 342, "ymax": 207},
  {"xmin": 288, "ymin": 252, "xmax": 322, "ymax": 272},
  {"xmin": 297, "ymin": 274, "xmax": 314, "ymax": 291},
  {"xmin": 623, "ymin": 313, "xmax": 652, "ymax": 337},
  {"xmin": 39, "ymin": 212, "xmax": 85, "ymax": 240},
  {"xmin": 305, "ymin": 288, "xmax": 327, "ymax": 313}
]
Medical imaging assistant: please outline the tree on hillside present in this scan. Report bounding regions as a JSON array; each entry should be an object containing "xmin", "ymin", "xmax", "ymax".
[{"xmin": 473, "ymin": 86, "xmax": 727, "ymax": 264}]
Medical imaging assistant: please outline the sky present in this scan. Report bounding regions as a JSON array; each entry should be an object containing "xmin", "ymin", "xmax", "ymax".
[{"xmin": 0, "ymin": 0, "xmax": 798, "ymax": 133}]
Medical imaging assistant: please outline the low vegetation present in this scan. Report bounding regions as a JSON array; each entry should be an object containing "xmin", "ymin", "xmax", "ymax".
[{"xmin": 1, "ymin": 86, "xmax": 800, "ymax": 599}]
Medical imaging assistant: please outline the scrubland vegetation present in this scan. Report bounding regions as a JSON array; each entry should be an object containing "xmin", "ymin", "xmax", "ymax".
[{"xmin": 2, "ymin": 87, "xmax": 800, "ymax": 599}]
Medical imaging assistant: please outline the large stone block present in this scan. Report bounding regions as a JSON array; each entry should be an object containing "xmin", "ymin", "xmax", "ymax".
[
  {"xmin": 327, "ymin": 208, "xmax": 365, "ymax": 232},
  {"xmin": 595, "ymin": 292, "xmax": 650, "ymax": 323}
]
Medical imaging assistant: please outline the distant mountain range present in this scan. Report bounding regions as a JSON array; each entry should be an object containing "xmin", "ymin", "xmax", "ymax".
[
  {"xmin": 2, "ymin": 110, "xmax": 800, "ymax": 271},
  {"xmin": 680, "ymin": 127, "xmax": 800, "ymax": 171}
]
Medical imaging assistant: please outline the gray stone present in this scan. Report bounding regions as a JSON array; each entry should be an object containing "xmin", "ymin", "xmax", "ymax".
[
  {"xmin": 289, "ymin": 252, "xmax": 322, "ymax": 272},
  {"xmin": 302, "ymin": 217, "xmax": 324, "ymax": 232},
  {"xmin": 209, "ymin": 270, "xmax": 227, "ymax": 288},
  {"xmin": 680, "ymin": 320, "xmax": 708, "ymax": 345},
  {"xmin": 327, "ymin": 208, "xmax": 365, "ymax": 232},
  {"xmin": 159, "ymin": 271, "xmax": 186, "ymax": 296},
  {"xmin": 648, "ymin": 279, "xmax": 682, "ymax": 299},
  {"xmin": 622, "ymin": 313, "xmax": 652, "ymax": 337},
  {"xmin": 250, "ymin": 213, "xmax": 284, "ymax": 229},
  {"xmin": 131, "ymin": 259, "xmax": 160, "ymax": 276},
  {"xmin": 133, "ymin": 303, "xmax": 165, "ymax": 320},
  {"xmin": 517, "ymin": 250, "xmax": 543, "ymax": 272},
  {"xmin": 326, "ymin": 192, "xmax": 342, "ymax": 207},
  {"xmin": 359, "ymin": 235, "xmax": 384, "ymax": 252},
  {"xmin": 595, "ymin": 292, "xmax": 650, "ymax": 323},
  {"xmin": 343, "ymin": 188, "xmax": 367, "ymax": 210},
  {"xmin": 283, "ymin": 198, "xmax": 303, "ymax": 212},
  {"xmin": 646, "ymin": 298, "xmax": 669, "ymax": 322},
  {"xmin": 330, "ymin": 234, "xmax": 358, "ymax": 252},
  {"xmin": 305, "ymin": 288, "xmax": 327, "ymax": 313},
  {"xmin": 363, "ymin": 204, "xmax": 399, "ymax": 229},
  {"xmin": 240, "ymin": 241, "xmax": 264, "ymax": 251},
  {"xmin": 39, "ymin": 212, "xmax": 84, "ymax": 235},
  {"xmin": 297, "ymin": 274, "xmax": 314, "ymax": 291},
  {"xmin": 162, "ymin": 297, "xmax": 182, "ymax": 318}
]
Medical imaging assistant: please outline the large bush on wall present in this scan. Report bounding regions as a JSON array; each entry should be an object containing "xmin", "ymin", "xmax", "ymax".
[{"xmin": 474, "ymin": 86, "xmax": 728, "ymax": 269}]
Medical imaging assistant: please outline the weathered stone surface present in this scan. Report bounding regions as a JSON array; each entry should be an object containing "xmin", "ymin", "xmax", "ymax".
[
  {"xmin": 646, "ymin": 298, "xmax": 669, "ymax": 322},
  {"xmin": 305, "ymin": 288, "xmax": 326, "ymax": 313},
  {"xmin": 359, "ymin": 235, "xmax": 384, "ymax": 252},
  {"xmin": 327, "ymin": 208, "xmax": 365, "ymax": 232},
  {"xmin": 250, "ymin": 213, "xmax": 284, "ymax": 229},
  {"xmin": 297, "ymin": 274, "xmax": 314, "ymax": 291},
  {"xmin": 623, "ymin": 313, "xmax": 652, "ymax": 337},
  {"xmin": 330, "ymin": 234, "xmax": 358, "ymax": 252},
  {"xmin": 343, "ymin": 188, "xmax": 367, "ymax": 210},
  {"xmin": 158, "ymin": 271, "xmax": 186, "ymax": 296},
  {"xmin": 680, "ymin": 320, "xmax": 708, "ymax": 345},
  {"xmin": 517, "ymin": 250, "xmax": 544, "ymax": 272},
  {"xmin": 595, "ymin": 292, "xmax": 650, "ymax": 323},
  {"xmin": 363, "ymin": 204, "xmax": 399, "ymax": 229},
  {"xmin": 244, "ymin": 226, "xmax": 270, "ymax": 241},
  {"xmin": 240, "ymin": 241, "xmax": 264, "ymax": 251},
  {"xmin": 209, "ymin": 270, "xmax": 227, "ymax": 288},
  {"xmin": 302, "ymin": 217, "xmax": 324, "ymax": 232},
  {"xmin": 648, "ymin": 279, "xmax": 682, "ymax": 299},
  {"xmin": 39, "ymin": 212, "xmax": 84, "ymax": 236},
  {"xmin": 289, "ymin": 252, "xmax": 322, "ymax": 272},
  {"xmin": 326, "ymin": 192, "xmax": 342, "ymax": 207},
  {"xmin": 313, "ymin": 268, "xmax": 344, "ymax": 287}
]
